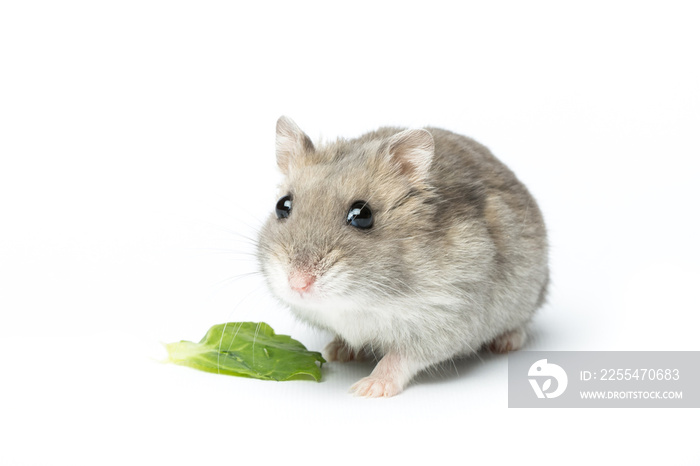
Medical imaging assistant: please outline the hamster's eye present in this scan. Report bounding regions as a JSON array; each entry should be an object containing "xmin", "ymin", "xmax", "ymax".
[
  {"xmin": 275, "ymin": 195, "xmax": 292, "ymax": 219},
  {"xmin": 347, "ymin": 201, "xmax": 373, "ymax": 229}
]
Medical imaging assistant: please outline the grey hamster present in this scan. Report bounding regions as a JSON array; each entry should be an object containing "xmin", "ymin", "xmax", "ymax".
[{"xmin": 256, "ymin": 116, "xmax": 549, "ymax": 397}]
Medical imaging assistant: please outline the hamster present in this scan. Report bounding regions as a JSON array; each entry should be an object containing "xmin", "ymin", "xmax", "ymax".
[{"xmin": 256, "ymin": 116, "xmax": 549, "ymax": 397}]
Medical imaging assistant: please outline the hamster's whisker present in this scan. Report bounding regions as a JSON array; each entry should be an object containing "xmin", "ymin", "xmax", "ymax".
[
  {"xmin": 191, "ymin": 247, "xmax": 260, "ymax": 259},
  {"xmin": 462, "ymin": 340, "xmax": 484, "ymax": 363},
  {"xmin": 220, "ymin": 284, "xmax": 267, "ymax": 357},
  {"xmin": 218, "ymin": 321, "xmax": 244, "ymax": 375},
  {"xmin": 449, "ymin": 357, "xmax": 459, "ymax": 377},
  {"xmin": 213, "ymin": 270, "xmax": 263, "ymax": 290},
  {"xmin": 251, "ymin": 321, "xmax": 262, "ymax": 368},
  {"xmin": 208, "ymin": 195, "xmax": 267, "ymax": 233},
  {"xmin": 201, "ymin": 221, "xmax": 259, "ymax": 240}
]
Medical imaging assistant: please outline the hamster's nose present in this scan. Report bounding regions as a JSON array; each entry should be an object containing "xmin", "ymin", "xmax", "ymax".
[{"xmin": 289, "ymin": 270, "xmax": 316, "ymax": 294}]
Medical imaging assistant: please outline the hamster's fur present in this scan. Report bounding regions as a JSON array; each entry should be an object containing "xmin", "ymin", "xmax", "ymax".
[{"xmin": 257, "ymin": 116, "xmax": 548, "ymax": 397}]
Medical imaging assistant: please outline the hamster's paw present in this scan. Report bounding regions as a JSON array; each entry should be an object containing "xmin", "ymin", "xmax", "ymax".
[
  {"xmin": 350, "ymin": 376, "xmax": 402, "ymax": 398},
  {"xmin": 488, "ymin": 327, "xmax": 527, "ymax": 353},
  {"xmin": 323, "ymin": 338, "xmax": 370, "ymax": 362}
]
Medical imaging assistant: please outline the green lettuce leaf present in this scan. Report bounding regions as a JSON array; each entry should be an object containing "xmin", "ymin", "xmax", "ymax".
[{"xmin": 165, "ymin": 322, "xmax": 325, "ymax": 382}]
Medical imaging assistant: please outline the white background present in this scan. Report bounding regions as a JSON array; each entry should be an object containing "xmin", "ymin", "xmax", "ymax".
[{"xmin": 1, "ymin": 1, "xmax": 699, "ymax": 465}]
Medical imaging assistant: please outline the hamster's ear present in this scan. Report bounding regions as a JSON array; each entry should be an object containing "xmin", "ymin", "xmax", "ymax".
[
  {"xmin": 276, "ymin": 116, "xmax": 315, "ymax": 174},
  {"xmin": 386, "ymin": 129, "xmax": 435, "ymax": 182}
]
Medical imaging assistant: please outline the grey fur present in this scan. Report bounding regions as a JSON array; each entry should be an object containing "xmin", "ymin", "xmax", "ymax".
[{"xmin": 256, "ymin": 116, "xmax": 549, "ymax": 396}]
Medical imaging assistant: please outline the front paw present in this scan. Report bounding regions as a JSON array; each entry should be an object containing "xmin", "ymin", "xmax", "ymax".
[
  {"xmin": 350, "ymin": 376, "xmax": 402, "ymax": 398},
  {"xmin": 323, "ymin": 338, "xmax": 369, "ymax": 362}
]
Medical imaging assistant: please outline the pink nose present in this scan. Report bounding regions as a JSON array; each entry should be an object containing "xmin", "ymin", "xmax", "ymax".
[{"xmin": 289, "ymin": 271, "xmax": 316, "ymax": 293}]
